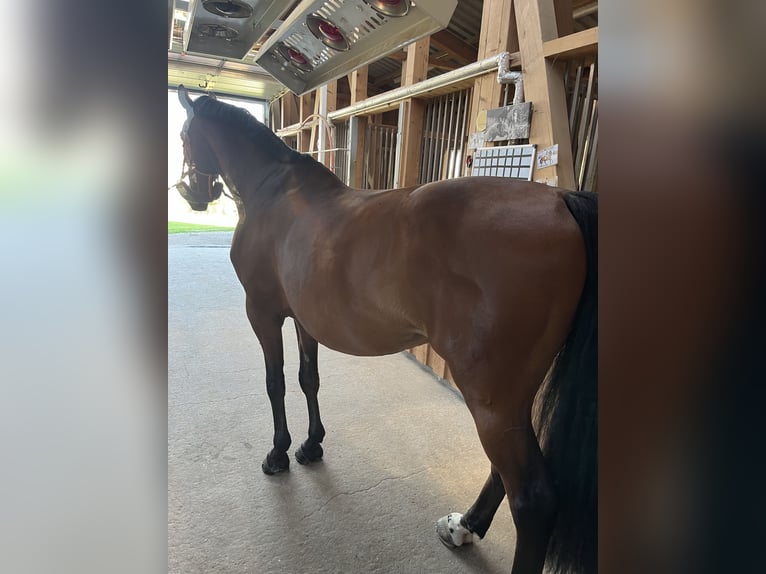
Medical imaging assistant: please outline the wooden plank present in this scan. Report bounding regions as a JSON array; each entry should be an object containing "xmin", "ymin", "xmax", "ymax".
[
  {"xmin": 325, "ymin": 80, "xmax": 338, "ymax": 113},
  {"xmin": 543, "ymin": 27, "xmax": 598, "ymax": 60},
  {"xmin": 515, "ymin": 0, "xmax": 576, "ymax": 189},
  {"xmin": 397, "ymin": 37, "xmax": 429, "ymax": 187},
  {"xmin": 309, "ymin": 93, "xmax": 320, "ymax": 155},
  {"xmin": 427, "ymin": 347, "xmax": 447, "ymax": 380},
  {"xmin": 298, "ymin": 92, "xmax": 313, "ymax": 152},
  {"xmin": 398, "ymin": 98, "xmax": 426, "ymax": 187},
  {"xmin": 413, "ymin": 344, "xmax": 429, "ymax": 366},
  {"xmin": 349, "ymin": 66, "xmax": 368, "ymax": 104},
  {"xmin": 403, "ymin": 37, "xmax": 430, "ymax": 85}
]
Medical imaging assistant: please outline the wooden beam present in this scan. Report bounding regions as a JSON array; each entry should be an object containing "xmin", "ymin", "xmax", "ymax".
[
  {"xmin": 515, "ymin": 0, "xmax": 576, "ymax": 189},
  {"xmin": 397, "ymin": 98, "xmax": 425, "ymax": 187},
  {"xmin": 430, "ymin": 30, "xmax": 478, "ymax": 66},
  {"xmin": 384, "ymin": 50, "xmax": 407, "ymax": 62},
  {"xmin": 402, "ymin": 37, "xmax": 430, "ymax": 85},
  {"xmin": 309, "ymin": 93, "xmax": 320, "ymax": 154},
  {"xmin": 397, "ymin": 37, "xmax": 429, "ymax": 187},
  {"xmin": 324, "ymin": 80, "xmax": 338, "ymax": 113},
  {"xmin": 349, "ymin": 66, "xmax": 368, "ymax": 104},
  {"xmin": 543, "ymin": 27, "xmax": 598, "ymax": 60},
  {"xmin": 298, "ymin": 92, "xmax": 314, "ymax": 152}
]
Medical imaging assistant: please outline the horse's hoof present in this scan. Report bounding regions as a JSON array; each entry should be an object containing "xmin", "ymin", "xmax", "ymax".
[
  {"xmin": 436, "ymin": 513, "xmax": 474, "ymax": 549},
  {"xmin": 261, "ymin": 451, "xmax": 289, "ymax": 475},
  {"xmin": 295, "ymin": 442, "xmax": 323, "ymax": 465}
]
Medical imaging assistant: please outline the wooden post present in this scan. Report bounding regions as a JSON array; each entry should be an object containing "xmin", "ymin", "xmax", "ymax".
[
  {"xmin": 349, "ymin": 67, "xmax": 368, "ymax": 188},
  {"xmin": 399, "ymin": 38, "xmax": 430, "ymax": 361},
  {"xmin": 318, "ymin": 81, "xmax": 338, "ymax": 166},
  {"xmin": 514, "ymin": 0, "xmax": 576, "ymax": 188},
  {"xmin": 349, "ymin": 67, "xmax": 368, "ymax": 104},
  {"xmin": 397, "ymin": 37, "xmax": 429, "ymax": 187}
]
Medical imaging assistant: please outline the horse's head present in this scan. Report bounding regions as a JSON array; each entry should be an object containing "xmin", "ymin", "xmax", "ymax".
[{"xmin": 175, "ymin": 85, "xmax": 223, "ymax": 211}]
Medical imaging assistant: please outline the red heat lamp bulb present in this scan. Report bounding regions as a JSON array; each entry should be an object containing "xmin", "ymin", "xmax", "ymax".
[
  {"xmin": 286, "ymin": 48, "xmax": 308, "ymax": 65},
  {"xmin": 318, "ymin": 21, "xmax": 343, "ymax": 43}
]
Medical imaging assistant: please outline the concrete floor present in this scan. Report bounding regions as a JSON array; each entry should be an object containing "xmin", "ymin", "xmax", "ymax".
[{"xmin": 169, "ymin": 231, "xmax": 517, "ymax": 573}]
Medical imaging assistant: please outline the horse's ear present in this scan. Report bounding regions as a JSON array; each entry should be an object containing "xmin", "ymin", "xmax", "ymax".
[
  {"xmin": 207, "ymin": 92, "xmax": 217, "ymax": 100},
  {"xmin": 178, "ymin": 85, "xmax": 194, "ymax": 113}
]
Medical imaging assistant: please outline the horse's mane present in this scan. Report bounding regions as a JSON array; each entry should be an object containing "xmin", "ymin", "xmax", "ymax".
[{"xmin": 193, "ymin": 96, "xmax": 303, "ymax": 164}]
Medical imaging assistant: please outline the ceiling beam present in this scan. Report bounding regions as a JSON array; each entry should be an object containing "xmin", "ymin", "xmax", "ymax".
[{"xmin": 430, "ymin": 30, "xmax": 478, "ymax": 66}]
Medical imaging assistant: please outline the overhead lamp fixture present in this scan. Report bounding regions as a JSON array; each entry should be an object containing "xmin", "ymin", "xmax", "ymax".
[
  {"xmin": 183, "ymin": 0, "xmax": 293, "ymax": 60},
  {"xmin": 363, "ymin": 0, "xmax": 410, "ymax": 18},
  {"xmin": 202, "ymin": 0, "xmax": 253, "ymax": 19},
  {"xmin": 306, "ymin": 15, "xmax": 350, "ymax": 51},
  {"xmin": 256, "ymin": 0, "xmax": 457, "ymax": 95}
]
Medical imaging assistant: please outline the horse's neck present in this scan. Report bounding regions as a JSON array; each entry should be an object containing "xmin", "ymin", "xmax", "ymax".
[{"xmin": 208, "ymin": 125, "xmax": 346, "ymax": 216}]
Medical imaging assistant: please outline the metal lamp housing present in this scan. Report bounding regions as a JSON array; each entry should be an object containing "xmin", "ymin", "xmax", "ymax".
[
  {"xmin": 183, "ymin": 0, "xmax": 293, "ymax": 60},
  {"xmin": 256, "ymin": 0, "xmax": 457, "ymax": 95}
]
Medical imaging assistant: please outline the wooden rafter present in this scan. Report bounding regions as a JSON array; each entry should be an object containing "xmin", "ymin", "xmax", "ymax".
[{"xmin": 430, "ymin": 30, "xmax": 478, "ymax": 66}]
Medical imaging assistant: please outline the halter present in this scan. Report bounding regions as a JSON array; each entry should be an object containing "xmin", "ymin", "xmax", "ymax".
[{"xmin": 169, "ymin": 131, "xmax": 233, "ymax": 203}]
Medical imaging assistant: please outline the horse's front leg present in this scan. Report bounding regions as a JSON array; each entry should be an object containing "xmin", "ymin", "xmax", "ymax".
[
  {"xmin": 293, "ymin": 320, "xmax": 325, "ymax": 465},
  {"xmin": 247, "ymin": 301, "xmax": 291, "ymax": 475}
]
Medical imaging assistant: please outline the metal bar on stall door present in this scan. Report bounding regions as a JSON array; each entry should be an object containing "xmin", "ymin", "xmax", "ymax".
[
  {"xmin": 435, "ymin": 94, "xmax": 448, "ymax": 182},
  {"xmin": 393, "ymin": 101, "xmax": 405, "ymax": 189},
  {"xmin": 384, "ymin": 126, "xmax": 390, "ymax": 188},
  {"xmin": 436, "ymin": 94, "xmax": 452, "ymax": 181},
  {"xmin": 444, "ymin": 92, "xmax": 457, "ymax": 179},
  {"xmin": 374, "ymin": 126, "xmax": 380, "ymax": 188},
  {"xmin": 370, "ymin": 125, "xmax": 375, "ymax": 190},
  {"xmin": 574, "ymin": 62, "xmax": 596, "ymax": 182},
  {"xmin": 388, "ymin": 126, "xmax": 396, "ymax": 188},
  {"xmin": 451, "ymin": 89, "xmax": 466, "ymax": 178},
  {"xmin": 457, "ymin": 88, "xmax": 471, "ymax": 177},
  {"xmin": 581, "ymin": 99, "xmax": 598, "ymax": 190},
  {"xmin": 435, "ymin": 94, "xmax": 449, "ymax": 181},
  {"xmin": 383, "ymin": 127, "xmax": 390, "ymax": 188},
  {"xmin": 447, "ymin": 91, "xmax": 461, "ymax": 178},
  {"xmin": 420, "ymin": 100, "xmax": 433, "ymax": 184},
  {"xmin": 583, "ymin": 111, "xmax": 598, "ymax": 192},
  {"xmin": 365, "ymin": 125, "xmax": 372, "ymax": 189},
  {"xmin": 346, "ymin": 116, "xmax": 359, "ymax": 187},
  {"xmin": 426, "ymin": 98, "xmax": 440, "ymax": 183},
  {"xmin": 569, "ymin": 61, "xmax": 584, "ymax": 146}
]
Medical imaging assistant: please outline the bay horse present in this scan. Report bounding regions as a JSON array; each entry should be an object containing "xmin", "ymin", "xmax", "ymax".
[{"xmin": 173, "ymin": 85, "xmax": 596, "ymax": 574}]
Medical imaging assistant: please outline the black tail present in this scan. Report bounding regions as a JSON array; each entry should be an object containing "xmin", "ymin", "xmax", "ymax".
[{"xmin": 536, "ymin": 191, "xmax": 597, "ymax": 574}]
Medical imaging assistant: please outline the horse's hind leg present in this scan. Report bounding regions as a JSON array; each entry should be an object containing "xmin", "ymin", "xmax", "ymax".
[
  {"xmin": 293, "ymin": 321, "xmax": 325, "ymax": 465},
  {"xmin": 436, "ymin": 466, "xmax": 506, "ymax": 547},
  {"xmin": 476, "ymin": 407, "xmax": 556, "ymax": 574},
  {"xmin": 247, "ymin": 301, "xmax": 291, "ymax": 475},
  {"xmin": 441, "ymin": 354, "xmax": 557, "ymax": 574}
]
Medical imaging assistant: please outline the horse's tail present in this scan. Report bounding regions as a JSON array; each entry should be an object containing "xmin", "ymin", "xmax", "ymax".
[{"xmin": 536, "ymin": 191, "xmax": 598, "ymax": 574}]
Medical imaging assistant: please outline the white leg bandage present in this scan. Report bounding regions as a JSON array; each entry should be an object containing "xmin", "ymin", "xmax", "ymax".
[{"xmin": 436, "ymin": 512, "xmax": 474, "ymax": 548}]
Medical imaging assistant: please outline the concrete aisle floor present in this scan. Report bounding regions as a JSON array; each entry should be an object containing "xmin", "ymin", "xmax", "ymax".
[{"xmin": 169, "ymin": 232, "xmax": 517, "ymax": 574}]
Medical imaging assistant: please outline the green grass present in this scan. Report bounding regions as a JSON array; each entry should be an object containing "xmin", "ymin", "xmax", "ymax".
[{"xmin": 168, "ymin": 221, "xmax": 235, "ymax": 234}]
